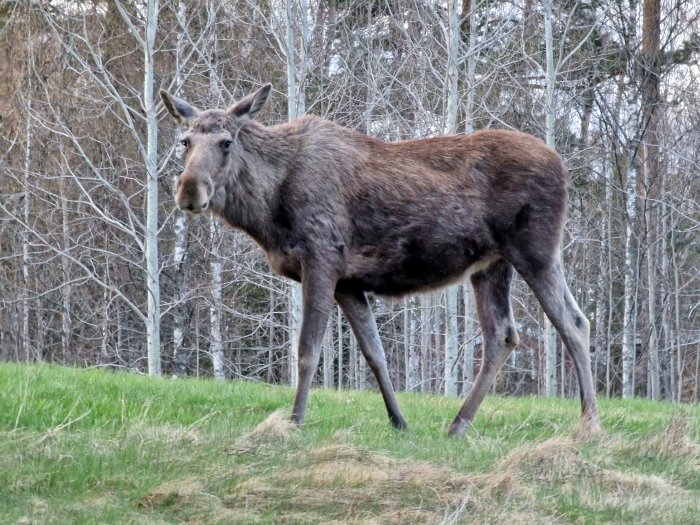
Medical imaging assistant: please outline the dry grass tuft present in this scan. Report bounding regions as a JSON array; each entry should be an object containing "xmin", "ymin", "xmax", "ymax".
[
  {"xmin": 496, "ymin": 436, "xmax": 595, "ymax": 483},
  {"xmin": 249, "ymin": 409, "xmax": 297, "ymax": 441},
  {"xmin": 138, "ymin": 478, "xmax": 203, "ymax": 508},
  {"xmin": 647, "ymin": 415, "xmax": 700, "ymax": 457},
  {"xmin": 228, "ymin": 410, "xmax": 298, "ymax": 457}
]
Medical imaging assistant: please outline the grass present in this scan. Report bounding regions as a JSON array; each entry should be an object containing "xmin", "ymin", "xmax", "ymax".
[{"xmin": 1, "ymin": 363, "xmax": 698, "ymax": 524}]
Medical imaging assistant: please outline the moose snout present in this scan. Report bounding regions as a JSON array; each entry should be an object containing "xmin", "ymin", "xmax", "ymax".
[{"xmin": 176, "ymin": 177, "xmax": 211, "ymax": 213}]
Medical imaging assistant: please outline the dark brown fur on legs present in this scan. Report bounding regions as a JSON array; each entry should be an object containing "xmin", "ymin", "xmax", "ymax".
[{"xmin": 161, "ymin": 84, "xmax": 601, "ymax": 436}]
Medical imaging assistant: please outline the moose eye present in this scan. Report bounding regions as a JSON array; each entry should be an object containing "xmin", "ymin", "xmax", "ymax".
[
  {"xmin": 180, "ymin": 139, "xmax": 189, "ymax": 148},
  {"xmin": 220, "ymin": 140, "xmax": 233, "ymax": 152}
]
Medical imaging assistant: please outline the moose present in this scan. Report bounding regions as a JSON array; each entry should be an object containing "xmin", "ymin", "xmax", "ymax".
[{"xmin": 160, "ymin": 84, "xmax": 601, "ymax": 437}]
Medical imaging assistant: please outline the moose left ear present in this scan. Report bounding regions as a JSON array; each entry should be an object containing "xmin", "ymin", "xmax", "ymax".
[
  {"xmin": 160, "ymin": 90, "xmax": 200, "ymax": 126},
  {"xmin": 229, "ymin": 84, "xmax": 272, "ymax": 120}
]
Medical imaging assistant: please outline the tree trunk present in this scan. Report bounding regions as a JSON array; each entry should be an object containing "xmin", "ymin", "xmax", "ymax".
[
  {"xmin": 210, "ymin": 219, "xmax": 224, "ymax": 380},
  {"xmin": 642, "ymin": 0, "xmax": 661, "ymax": 400},
  {"xmin": 337, "ymin": 305, "xmax": 343, "ymax": 390},
  {"xmin": 144, "ymin": 0, "xmax": 161, "ymax": 376},
  {"xmin": 441, "ymin": 0, "xmax": 461, "ymax": 398},
  {"xmin": 172, "ymin": 0, "xmax": 189, "ymax": 378},
  {"xmin": 622, "ymin": 1, "xmax": 642, "ymax": 399},
  {"xmin": 543, "ymin": 0, "xmax": 558, "ymax": 397},
  {"xmin": 22, "ymin": 96, "xmax": 32, "ymax": 362},
  {"xmin": 284, "ymin": 0, "xmax": 308, "ymax": 388},
  {"xmin": 405, "ymin": 297, "xmax": 420, "ymax": 391}
]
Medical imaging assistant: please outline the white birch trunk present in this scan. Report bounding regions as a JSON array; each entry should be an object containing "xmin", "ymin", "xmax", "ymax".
[
  {"xmin": 337, "ymin": 306, "xmax": 343, "ymax": 390},
  {"xmin": 284, "ymin": 0, "xmax": 307, "ymax": 388},
  {"xmin": 323, "ymin": 321, "xmax": 333, "ymax": 388},
  {"xmin": 210, "ymin": 219, "xmax": 224, "ymax": 380},
  {"xmin": 462, "ymin": 1, "xmax": 478, "ymax": 397},
  {"xmin": 144, "ymin": 0, "xmax": 161, "ymax": 376},
  {"xmin": 445, "ymin": 288, "xmax": 459, "ymax": 397},
  {"xmin": 60, "ymin": 169, "xmax": 71, "ymax": 362},
  {"xmin": 621, "ymin": 160, "xmax": 639, "ymax": 399},
  {"xmin": 208, "ymin": 7, "xmax": 225, "ymax": 381},
  {"xmin": 405, "ymin": 297, "xmax": 420, "ymax": 391},
  {"xmin": 441, "ymin": 0, "xmax": 461, "ymax": 398},
  {"xmin": 646, "ymin": 187, "xmax": 660, "ymax": 400},
  {"xmin": 543, "ymin": 0, "xmax": 557, "ymax": 397},
  {"xmin": 462, "ymin": 286, "xmax": 475, "ymax": 394},
  {"xmin": 101, "ymin": 287, "xmax": 110, "ymax": 365},
  {"xmin": 172, "ymin": 0, "xmax": 189, "ymax": 378},
  {"xmin": 22, "ymin": 99, "xmax": 32, "ymax": 362},
  {"xmin": 464, "ymin": 3, "xmax": 478, "ymax": 133}
]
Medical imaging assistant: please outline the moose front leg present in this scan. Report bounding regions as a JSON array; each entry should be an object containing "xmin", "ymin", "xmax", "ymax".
[{"xmin": 290, "ymin": 270, "xmax": 336, "ymax": 426}]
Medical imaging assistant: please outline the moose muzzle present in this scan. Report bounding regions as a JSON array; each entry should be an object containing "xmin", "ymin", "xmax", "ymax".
[{"xmin": 176, "ymin": 176, "xmax": 211, "ymax": 213}]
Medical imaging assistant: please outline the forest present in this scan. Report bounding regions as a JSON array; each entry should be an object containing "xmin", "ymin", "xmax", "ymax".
[{"xmin": 0, "ymin": 0, "xmax": 698, "ymax": 403}]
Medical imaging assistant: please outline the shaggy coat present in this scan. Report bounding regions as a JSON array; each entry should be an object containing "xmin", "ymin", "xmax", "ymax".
[{"xmin": 161, "ymin": 85, "xmax": 600, "ymax": 437}]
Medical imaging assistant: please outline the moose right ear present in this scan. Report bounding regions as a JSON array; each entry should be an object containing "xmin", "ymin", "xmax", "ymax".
[{"xmin": 160, "ymin": 90, "xmax": 199, "ymax": 126}]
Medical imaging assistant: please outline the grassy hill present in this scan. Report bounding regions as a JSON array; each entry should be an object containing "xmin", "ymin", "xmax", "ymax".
[{"xmin": 1, "ymin": 363, "xmax": 698, "ymax": 524}]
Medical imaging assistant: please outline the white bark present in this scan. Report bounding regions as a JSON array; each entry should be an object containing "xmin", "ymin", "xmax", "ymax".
[
  {"xmin": 445, "ymin": 287, "xmax": 459, "ymax": 397},
  {"xmin": 144, "ymin": 0, "xmax": 161, "ymax": 376},
  {"xmin": 420, "ymin": 295, "xmax": 431, "ymax": 393},
  {"xmin": 337, "ymin": 306, "xmax": 344, "ymax": 390},
  {"xmin": 210, "ymin": 219, "xmax": 224, "ymax": 380},
  {"xmin": 622, "ymin": 1, "xmax": 641, "ymax": 398},
  {"xmin": 323, "ymin": 325, "xmax": 334, "ymax": 388},
  {"xmin": 208, "ymin": 5, "xmax": 224, "ymax": 381},
  {"xmin": 172, "ymin": 0, "xmax": 189, "ymax": 378},
  {"xmin": 442, "ymin": 0, "xmax": 461, "ymax": 398},
  {"xmin": 646, "ymin": 183, "xmax": 660, "ymax": 400},
  {"xmin": 283, "ymin": 0, "xmax": 308, "ymax": 388},
  {"xmin": 405, "ymin": 297, "xmax": 420, "ymax": 391},
  {"xmin": 462, "ymin": 286, "xmax": 475, "ymax": 394},
  {"xmin": 464, "ymin": 2, "xmax": 478, "ymax": 133},
  {"xmin": 543, "ymin": 0, "xmax": 557, "ymax": 397},
  {"xmin": 621, "ymin": 160, "xmax": 639, "ymax": 399},
  {"xmin": 22, "ymin": 97, "xmax": 32, "ymax": 362}
]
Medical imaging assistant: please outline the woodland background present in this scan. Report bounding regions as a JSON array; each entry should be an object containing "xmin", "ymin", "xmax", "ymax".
[{"xmin": 0, "ymin": 0, "xmax": 698, "ymax": 402}]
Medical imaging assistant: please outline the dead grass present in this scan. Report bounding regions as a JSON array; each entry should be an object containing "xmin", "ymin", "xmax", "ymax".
[
  {"xmin": 132, "ymin": 411, "xmax": 698, "ymax": 524},
  {"xmin": 225, "ymin": 440, "xmax": 555, "ymax": 524},
  {"xmin": 647, "ymin": 415, "xmax": 700, "ymax": 457},
  {"xmin": 139, "ymin": 478, "xmax": 204, "ymax": 508}
]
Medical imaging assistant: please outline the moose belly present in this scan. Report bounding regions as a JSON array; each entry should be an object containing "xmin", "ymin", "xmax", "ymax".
[{"xmin": 340, "ymin": 237, "xmax": 494, "ymax": 296}]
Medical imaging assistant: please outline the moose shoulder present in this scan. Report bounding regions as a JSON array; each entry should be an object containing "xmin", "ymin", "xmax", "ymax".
[{"xmin": 161, "ymin": 84, "xmax": 601, "ymax": 438}]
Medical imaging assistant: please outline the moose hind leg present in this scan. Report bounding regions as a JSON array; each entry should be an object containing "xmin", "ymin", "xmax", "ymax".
[
  {"xmin": 336, "ymin": 291, "xmax": 408, "ymax": 430},
  {"xmin": 448, "ymin": 259, "xmax": 518, "ymax": 437},
  {"xmin": 523, "ymin": 259, "xmax": 601, "ymax": 435}
]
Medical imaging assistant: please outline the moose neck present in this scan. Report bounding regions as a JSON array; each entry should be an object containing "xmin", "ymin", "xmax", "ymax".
[{"xmin": 218, "ymin": 120, "xmax": 300, "ymax": 251}]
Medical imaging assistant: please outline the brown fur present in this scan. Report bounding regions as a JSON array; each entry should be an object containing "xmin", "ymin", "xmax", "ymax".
[{"xmin": 161, "ymin": 85, "xmax": 600, "ymax": 437}]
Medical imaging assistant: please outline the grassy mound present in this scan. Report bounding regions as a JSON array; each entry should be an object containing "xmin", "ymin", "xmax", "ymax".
[{"xmin": 1, "ymin": 363, "xmax": 698, "ymax": 524}]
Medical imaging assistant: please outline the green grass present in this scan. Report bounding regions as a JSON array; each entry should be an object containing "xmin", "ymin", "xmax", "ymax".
[{"xmin": 1, "ymin": 362, "xmax": 698, "ymax": 524}]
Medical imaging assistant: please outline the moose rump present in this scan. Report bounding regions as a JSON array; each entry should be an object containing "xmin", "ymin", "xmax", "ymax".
[{"xmin": 160, "ymin": 83, "xmax": 601, "ymax": 438}]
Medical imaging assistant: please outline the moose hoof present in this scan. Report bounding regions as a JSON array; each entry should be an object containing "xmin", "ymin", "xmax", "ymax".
[
  {"xmin": 572, "ymin": 416, "xmax": 603, "ymax": 441},
  {"xmin": 390, "ymin": 416, "xmax": 409, "ymax": 431},
  {"xmin": 447, "ymin": 417, "xmax": 470, "ymax": 438}
]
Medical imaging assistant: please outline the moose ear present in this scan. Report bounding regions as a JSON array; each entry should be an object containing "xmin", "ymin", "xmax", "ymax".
[
  {"xmin": 160, "ymin": 90, "xmax": 199, "ymax": 126},
  {"xmin": 228, "ymin": 84, "xmax": 272, "ymax": 120}
]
